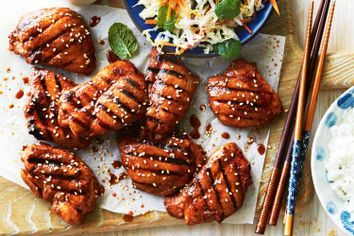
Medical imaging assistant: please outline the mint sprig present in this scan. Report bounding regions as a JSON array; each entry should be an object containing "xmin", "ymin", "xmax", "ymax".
[
  {"xmin": 157, "ymin": 5, "xmax": 177, "ymax": 32},
  {"xmin": 108, "ymin": 23, "xmax": 139, "ymax": 59},
  {"xmin": 215, "ymin": 39, "xmax": 242, "ymax": 60},
  {"xmin": 215, "ymin": 0, "xmax": 241, "ymax": 20}
]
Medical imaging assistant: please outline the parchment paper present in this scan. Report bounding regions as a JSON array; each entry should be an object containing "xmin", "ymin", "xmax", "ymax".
[{"xmin": 0, "ymin": 0, "xmax": 285, "ymax": 224}]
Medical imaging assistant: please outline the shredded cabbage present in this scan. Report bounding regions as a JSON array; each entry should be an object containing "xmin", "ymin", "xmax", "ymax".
[{"xmin": 136, "ymin": 0, "xmax": 264, "ymax": 54}]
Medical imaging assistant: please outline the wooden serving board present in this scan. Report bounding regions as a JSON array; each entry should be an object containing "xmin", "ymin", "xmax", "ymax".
[{"xmin": 0, "ymin": 0, "xmax": 353, "ymax": 234}]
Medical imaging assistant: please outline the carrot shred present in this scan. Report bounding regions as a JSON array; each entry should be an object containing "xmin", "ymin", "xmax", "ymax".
[
  {"xmin": 269, "ymin": 0, "xmax": 280, "ymax": 15},
  {"xmin": 145, "ymin": 19, "xmax": 157, "ymax": 25},
  {"xmin": 166, "ymin": 0, "xmax": 172, "ymax": 20},
  {"xmin": 241, "ymin": 20, "xmax": 252, "ymax": 34},
  {"xmin": 158, "ymin": 41, "xmax": 176, "ymax": 47}
]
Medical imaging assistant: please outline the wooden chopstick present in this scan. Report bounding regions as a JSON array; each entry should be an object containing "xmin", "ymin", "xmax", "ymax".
[
  {"xmin": 283, "ymin": 1, "xmax": 314, "ymax": 235},
  {"xmin": 304, "ymin": 1, "xmax": 335, "ymax": 132},
  {"xmin": 266, "ymin": 0, "xmax": 332, "ymax": 226},
  {"xmin": 255, "ymin": 0, "xmax": 330, "ymax": 233}
]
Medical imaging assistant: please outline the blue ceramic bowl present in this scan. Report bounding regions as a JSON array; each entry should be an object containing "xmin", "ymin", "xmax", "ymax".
[{"xmin": 123, "ymin": 0, "xmax": 273, "ymax": 57}]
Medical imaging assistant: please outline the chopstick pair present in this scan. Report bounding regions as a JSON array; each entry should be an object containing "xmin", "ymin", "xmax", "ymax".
[
  {"xmin": 283, "ymin": 1, "xmax": 336, "ymax": 235},
  {"xmin": 269, "ymin": 0, "xmax": 333, "ymax": 226},
  {"xmin": 282, "ymin": 1, "xmax": 314, "ymax": 233},
  {"xmin": 255, "ymin": 0, "xmax": 336, "ymax": 234}
]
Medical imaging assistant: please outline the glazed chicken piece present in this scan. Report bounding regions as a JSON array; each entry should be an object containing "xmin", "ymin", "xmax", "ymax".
[
  {"xmin": 118, "ymin": 136, "xmax": 206, "ymax": 196},
  {"xmin": 165, "ymin": 142, "xmax": 252, "ymax": 225},
  {"xmin": 58, "ymin": 60, "xmax": 147, "ymax": 141},
  {"xmin": 21, "ymin": 143, "xmax": 103, "ymax": 225},
  {"xmin": 207, "ymin": 59, "xmax": 283, "ymax": 128},
  {"xmin": 144, "ymin": 48, "xmax": 199, "ymax": 140},
  {"xmin": 24, "ymin": 69, "xmax": 89, "ymax": 149},
  {"xmin": 9, "ymin": 7, "xmax": 96, "ymax": 75}
]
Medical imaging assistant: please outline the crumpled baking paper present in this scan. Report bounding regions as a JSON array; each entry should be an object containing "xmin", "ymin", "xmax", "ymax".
[{"xmin": 0, "ymin": 0, "xmax": 285, "ymax": 224}]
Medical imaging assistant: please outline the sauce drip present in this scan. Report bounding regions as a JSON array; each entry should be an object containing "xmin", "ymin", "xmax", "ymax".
[
  {"xmin": 9, "ymin": 104, "xmax": 14, "ymax": 109},
  {"xmin": 109, "ymin": 172, "xmax": 127, "ymax": 185},
  {"xmin": 106, "ymin": 50, "xmax": 120, "ymax": 64},
  {"xmin": 109, "ymin": 173, "xmax": 118, "ymax": 185},
  {"xmin": 189, "ymin": 114, "xmax": 201, "ymax": 139},
  {"xmin": 221, "ymin": 132, "xmax": 230, "ymax": 139},
  {"xmin": 22, "ymin": 77, "xmax": 29, "ymax": 84},
  {"xmin": 15, "ymin": 89, "xmax": 24, "ymax": 99},
  {"xmin": 112, "ymin": 160, "xmax": 122, "ymax": 169},
  {"xmin": 118, "ymin": 172, "xmax": 128, "ymax": 181},
  {"xmin": 89, "ymin": 15, "xmax": 101, "ymax": 27},
  {"xmin": 205, "ymin": 123, "xmax": 212, "ymax": 136},
  {"xmin": 123, "ymin": 213, "xmax": 134, "ymax": 222},
  {"xmin": 257, "ymin": 143, "xmax": 266, "ymax": 155}
]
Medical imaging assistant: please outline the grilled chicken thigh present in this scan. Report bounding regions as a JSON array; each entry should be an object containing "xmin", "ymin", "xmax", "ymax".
[
  {"xmin": 9, "ymin": 7, "xmax": 96, "ymax": 75},
  {"xmin": 118, "ymin": 136, "xmax": 206, "ymax": 196},
  {"xmin": 58, "ymin": 60, "xmax": 147, "ymax": 141},
  {"xmin": 24, "ymin": 69, "xmax": 88, "ymax": 149},
  {"xmin": 207, "ymin": 59, "xmax": 283, "ymax": 128},
  {"xmin": 21, "ymin": 143, "xmax": 103, "ymax": 225},
  {"xmin": 164, "ymin": 142, "xmax": 252, "ymax": 225},
  {"xmin": 144, "ymin": 48, "xmax": 199, "ymax": 140}
]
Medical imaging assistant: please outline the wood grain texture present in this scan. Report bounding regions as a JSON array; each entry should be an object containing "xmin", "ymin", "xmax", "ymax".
[{"xmin": 0, "ymin": 0, "xmax": 353, "ymax": 235}]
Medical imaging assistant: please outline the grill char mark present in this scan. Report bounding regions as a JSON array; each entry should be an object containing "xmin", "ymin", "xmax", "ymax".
[
  {"xmin": 218, "ymin": 159, "xmax": 238, "ymax": 210},
  {"xmin": 125, "ymin": 151, "xmax": 192, "ymax": 167},
  {"xmin": 206, "ymin": 167, "xmax": 224, "ymax": 219}
]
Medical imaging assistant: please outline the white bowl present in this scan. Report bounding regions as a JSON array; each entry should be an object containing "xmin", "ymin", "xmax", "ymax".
[
  {"xmin": 65, "ymin": 0, "xmax": 96, "ymax": 6},
  {"xmin": 311, "ymin": 86, "xmax": 354, "ymax": 235}
]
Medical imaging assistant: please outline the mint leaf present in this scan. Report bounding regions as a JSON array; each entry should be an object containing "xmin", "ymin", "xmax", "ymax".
[
  {"xmin": 157, "ymin": 5, "xmax": 177, "ymax": 32},
  {"xmin": 215, "ymin": 39, "xmax": 242, "ymax": 60},
  {"xmin": 108, "ymin": 23, "xmax": 139, "ymax": 59},
  {"xmin": 157, "ymin": 6, "xmax": 168, "ymax": 28},
  {"xmin": 164, "ymin": 13, "xmax": 177, "ymax": 32},
  {"xmin": 215, "ymin": 0, "xmax": 241, "ymax": 20}
]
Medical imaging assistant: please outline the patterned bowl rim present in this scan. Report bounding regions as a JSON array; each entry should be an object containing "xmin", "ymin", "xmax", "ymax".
[{"xmin": 311, "ymin": 86, "xmax": 354, "ymax": 236}]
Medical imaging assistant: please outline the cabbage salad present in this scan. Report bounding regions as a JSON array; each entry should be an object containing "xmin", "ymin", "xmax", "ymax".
[{"xmin": 136, "ymin": 0, "xmax": 265, "ymax": 58}]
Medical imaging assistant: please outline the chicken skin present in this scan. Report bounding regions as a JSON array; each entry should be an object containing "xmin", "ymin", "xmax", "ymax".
[
  {"xmin": 118, "ymin": 136, "xmax": 206, "ymax": 196},
  {"xmin": 207, "ymin": 59, "xmax": 283, "ymax": 128},
  {"xmin": 58, "ymin": 60, "xmax": 147, "ymax": 141},
  {"xmin": 164, "ymin": 142, "xmax": 252, "ymax": 225},
  {"xmin": 24, "ymin": 69, "xmax": 89, "ymax": 149},
  {"xmin": 9, "ymin": 7, "xmax": 96, "ymax": 75},
  {"xmin": 144, "ymin": 48, "xmax": 199, "ymax": 140},
  {"xmin": 21, "ymin": 143, "xmax": 103, "ymax": 225}
]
